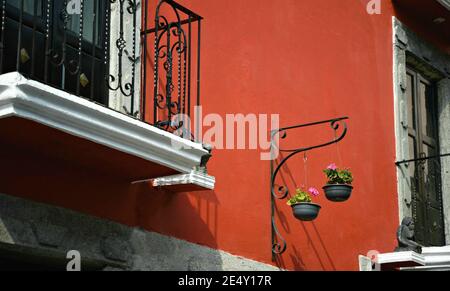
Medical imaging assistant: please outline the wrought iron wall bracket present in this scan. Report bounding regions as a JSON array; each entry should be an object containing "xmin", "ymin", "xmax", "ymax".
[{"xmin": 270, "ymin": 117, "xmax": 349, "ymax": 258}]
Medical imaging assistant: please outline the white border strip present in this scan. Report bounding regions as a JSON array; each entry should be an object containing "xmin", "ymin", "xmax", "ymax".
[{"xmin": 376, "ymin": 246, "xmax": 450, "ymax": 270}]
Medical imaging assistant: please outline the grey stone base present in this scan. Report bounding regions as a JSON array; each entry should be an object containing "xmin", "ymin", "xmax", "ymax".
[{"xmin": 0, "ymin": 193, "xmax": 278, "ymax": 271}]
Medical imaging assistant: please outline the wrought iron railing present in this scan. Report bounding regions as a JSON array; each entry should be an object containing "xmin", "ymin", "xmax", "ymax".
[{"xmin": 0, "ymin": 0, "xmax": 202, "ymax": 137}]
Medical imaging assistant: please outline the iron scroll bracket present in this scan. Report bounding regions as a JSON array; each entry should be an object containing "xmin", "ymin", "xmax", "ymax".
[{"xmin": 270, "ymin": 117, "xmax": 349, "ymax": 259}]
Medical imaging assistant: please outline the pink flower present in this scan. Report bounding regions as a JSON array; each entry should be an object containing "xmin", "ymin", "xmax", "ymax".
[
  {"xmin": 327, "ymin": 163, "xmax": 337, "ymax": 170},
  {"xmin": 308, "ymin": 187, "xmax": 320, "ymax": 197}
]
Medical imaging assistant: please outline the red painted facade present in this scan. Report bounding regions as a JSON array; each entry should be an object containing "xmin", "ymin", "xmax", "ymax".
[{"xmin": 1, "ymin": 0, "xmax": 448, "ymax": 270}]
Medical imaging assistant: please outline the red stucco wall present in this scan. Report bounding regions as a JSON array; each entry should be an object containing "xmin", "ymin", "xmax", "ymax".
[
  {"xmin": 2, "ymin": 0, "xmax": 448, "ymax": 270},
  {"xmin": 143, "ymin": 0, "xmax": 400, "ymax": 270}
]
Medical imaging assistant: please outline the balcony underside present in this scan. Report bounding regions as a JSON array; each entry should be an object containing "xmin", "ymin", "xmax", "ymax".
[
  {"xmin": 0, "ymin": 116, "xmax": 178, "ymax": 181},
  {"xmin": 394, "ymin": 0, "xmax": 450, "ymax": 41},
  {"xmin": 0, "ymin": 72, "xmax": 214, "ymax": 189}
]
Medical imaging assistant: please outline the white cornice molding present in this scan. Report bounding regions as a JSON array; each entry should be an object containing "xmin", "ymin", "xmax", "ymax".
[
  {"xmin": 0, "ymin": 72, "xmax": 212, "ymax": 175},
  {"xmin": 376, "ymin": 251, "xmax": 424, "ymax": 266},
  {"xmin": 375, "ymin": 246, "xmax": 450, "ymax": 270},
  {"xmin": 436, "ymin": 0, "xmax": 450, "ymax": 11},
  {"xmin": 151, "ymin": 170, "xmax": 216, "ymax": 190}
]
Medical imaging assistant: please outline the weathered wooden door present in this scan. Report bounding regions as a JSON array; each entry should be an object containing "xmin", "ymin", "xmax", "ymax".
[{"xmin": 406, "ymin": 67, "xmax": 445, "ymax": 246}]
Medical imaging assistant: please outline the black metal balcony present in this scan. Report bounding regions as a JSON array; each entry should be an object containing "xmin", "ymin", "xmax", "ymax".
[{"xmin": 0, "ymin": 0, "xmax": 202, "ymax": 136}]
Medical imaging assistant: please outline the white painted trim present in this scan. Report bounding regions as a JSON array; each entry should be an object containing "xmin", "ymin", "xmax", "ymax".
[
  {"xmin": 375, "ymin": 246, "xmax": 450, "ymax": 270},
  {"xmin": 436, "ymin": 0, "xmax": 450, "ymax": 11},
  {"xmin": 392, "ymin": 17, "xmax": 411, "ymax": 224},
  {"xmin": 376, "ymin": 251, "xmax": 423, "ymax": 266},
  {"xmin": 151, "ymin": 170, "xmax": 216, "ymax": 190},
  {"xmin": 358, "ymin": 255, "xmax": 376, "ymax": 271},
  {"xmin": 400, "ymin": 265, "xmax": 450, "ymax": 271},
  {"xmin": 0, "ymin": 72, "xmax": 212, "ymax": 175},
  {"xmin": 437, "ymin": 79, "xmax": 450, "ymax": 244}
]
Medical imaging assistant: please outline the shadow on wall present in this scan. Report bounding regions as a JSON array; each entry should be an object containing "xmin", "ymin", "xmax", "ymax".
[
  {"xmin": 0, "ymin": 145, "xmax": 224, "ymax": 270},
  {"xmin": 272, "ymin": 153, "xmax": 337, "ymax": 271},
  {"xmin": 133, "ymin": 182, "xmax": 224, "ymax": 270}
]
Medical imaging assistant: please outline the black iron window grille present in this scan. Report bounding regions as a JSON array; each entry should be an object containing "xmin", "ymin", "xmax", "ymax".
[
  {"xmin": 143, "ymin": 0, "xmax": 202, "ymax": 135},
  {"xmin": 0, "ymin": 0, "xmax": 202, "ymax": 137}
]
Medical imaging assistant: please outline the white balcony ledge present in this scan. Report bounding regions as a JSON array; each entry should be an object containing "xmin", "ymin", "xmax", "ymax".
[
  {"xmin": 151, "ymin": 170, "xmax": 216, "ymax": 191},
  {"xmin": 0, "ymin": 72, "xmax": 214, "ymax": 189},
  {"xmin": 361, "ymin": 246, "xmax": 450, "ymax": 271},
  {"xmin": 437, "ymin": 0, "xmax": 450, "ymax": 11}
]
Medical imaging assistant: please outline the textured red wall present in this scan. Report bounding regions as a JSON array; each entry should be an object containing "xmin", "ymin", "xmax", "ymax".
[
  {"xmin": 145, "ymin": 0, "xmax": 400, "ymax": 270},
  {"xmin": 3, "ymin": 0, "xmax": 448, "ymax": 271}
]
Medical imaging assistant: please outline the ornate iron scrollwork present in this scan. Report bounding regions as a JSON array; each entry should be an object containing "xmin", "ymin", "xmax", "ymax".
[
  {"xmin": 270, "ymin": 117, "xmax": 349, "ymax": 258},
  {"xmin": 46, "ymin": 0, "xmax": 82, "ymax": 76},
  {"xmin": 153, "ymin": 0, "xmax": 188, "ymax": 131},
  {"xmin": 1, "ymin": 0, "xmax": 202, "ymax": 132},
  {"xmin": 107, "ymin": 0, "xmax": 138, "ymax": 114}
]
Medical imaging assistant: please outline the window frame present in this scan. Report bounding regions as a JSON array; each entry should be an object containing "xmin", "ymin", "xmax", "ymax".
[
  {"xmin": 406, "ymin": 67, "xmax": 445, "ymax": 246},
  {"xmin": 393, "ymin": 17, "xmax": 450, "ymax": 246}
]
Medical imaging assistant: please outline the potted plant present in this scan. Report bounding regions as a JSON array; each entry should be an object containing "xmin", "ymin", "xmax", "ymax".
[
  {"xmin": 287, "ymin": 187, "xmax": 321, "ymax": 221},
  {"xmin": 322, "ymin": 163, "xmax": 353, "ymax": 202}
]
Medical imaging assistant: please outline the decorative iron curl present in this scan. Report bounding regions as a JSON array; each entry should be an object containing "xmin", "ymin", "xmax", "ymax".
[
  {"xmin": 272, "ymin": 217, "xmax": 287, "ymax": 255},
  {"xmin": 153, "ymin": 0, "xmax": 187, "ymax": 132},
  {"xmin": 169, "ymin": 101, "xmax": 180, "ymax": 115},
  {"xmin": 47, "ymin": 0, "xmax": 80, "ymax": 74},
  {"xmin": 270, "ymin": 117, "xmax": 349, "ymax": 258},
  {"xmin": 108, "ymin": 75, "xmax": 134, "ymax": 97},
  {"xmin": 171, "ymin": 38, "xmax": 186, "ymax": 55},
  {"xmin": 67, "ymin": 59, "xmax": 80, "ymax": 75},
  {"xmin": 155, "ymin": 119, "xmax": 184, "ymax": 131},
  {"xmin": 155, "ymin": 93, "xmax": 167, "ymax": 109},
  {"xmin": 127, "ymin": 0, "xmax": 138, "ymax": 14}
]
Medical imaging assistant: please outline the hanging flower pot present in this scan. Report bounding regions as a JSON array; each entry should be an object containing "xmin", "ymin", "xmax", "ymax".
[
  {"xmin": 322, "ymin": 163, "xmax": 354, "ymax": 202},
  {"xmin": 322, "ymin": 184, "xmax": 353, "ymax": 202},
  {"xmin": 287, "ymin": 187, "xmax": 321, "ymax": 221},
  {"xmin": 290, "ymin": 202, "xmax": 321, "ymax": 221}
]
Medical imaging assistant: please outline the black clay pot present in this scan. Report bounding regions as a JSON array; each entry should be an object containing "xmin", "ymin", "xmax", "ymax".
[
  {"xmin": 291, "ymin": 203, "xmax": 321, "ymax": 221},
  {"xmin": 323, "ymin": 184, "xmax": 353, "ymax": 202}
]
